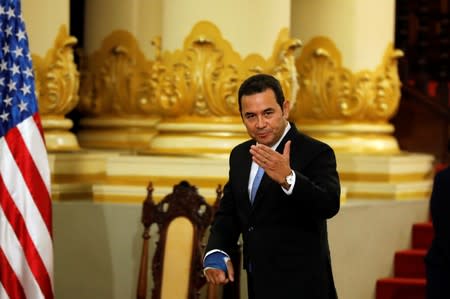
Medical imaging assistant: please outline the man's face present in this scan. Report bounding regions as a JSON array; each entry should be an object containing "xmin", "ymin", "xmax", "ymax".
[{"xmin": 241, "ymin": 88, "xmax": 289, "ymax": 147}]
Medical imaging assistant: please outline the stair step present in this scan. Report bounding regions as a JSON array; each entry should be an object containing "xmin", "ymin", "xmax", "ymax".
[
  {"xmin": 412, "ymin": 222, "xmax": 434, "ymax": 249},
  {"xmin": 394, "ymin": 249, "xmax": 427, "ymax": 278},
  {"xmin": 376, "ymin": 277, "xmax": 426, "ymax": 299}
]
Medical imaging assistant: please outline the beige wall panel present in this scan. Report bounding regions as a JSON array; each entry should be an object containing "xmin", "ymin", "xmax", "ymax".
[
  {"xmin": 84, "ymin": 0, "xmax": 162, "ymax": 58},
  {"xmin": 292, "ymin": 0, "xmax": 395, "ymax": 70},
  {"xmin": 22, "ymin": 0, "xmax": 69, "ymax": 56},
  {"xmin": 162, "ymin": 0, "xmax": 290, "ymax": 58}
]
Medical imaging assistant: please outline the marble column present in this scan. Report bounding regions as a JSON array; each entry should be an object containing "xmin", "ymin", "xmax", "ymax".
[
  {"xmin": 291, "ymin": 0, "xmax": 401, "ymax": 153},
  {"xmin": 147, "ymin": 0, "xmax": 300, "ymax": 155},
  {"xmin": 77, "ymin": 0, "xmax": 162, "ymax": 149},
  {"xmin": 291, "ymin": 1, "xmax": 433, "ymax": 207}
]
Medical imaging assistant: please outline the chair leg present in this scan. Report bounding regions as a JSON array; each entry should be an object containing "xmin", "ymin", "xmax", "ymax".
[{"xmin": 136, "ymin": 229, "xmax": 150, "ymax": 299}]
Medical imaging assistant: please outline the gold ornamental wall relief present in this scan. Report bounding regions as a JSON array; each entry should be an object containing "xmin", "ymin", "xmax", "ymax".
[
  {"xmin": 77, "ymin": 20, "xmax": 301, "ymax": 153},
  {"xmin": 147, "ymin": 21, "xmax": 301, "ymax": 155},
  {"xmin": 77, "ymin": 30, "xmax": 160, "ymax": 150},
  {"xmin": 292, "ymin": 37, "xmax": 404, "ymax": 153},
  {"xmin": 33, "ymin": 25, "xmax": 80, "ymax": 152}
]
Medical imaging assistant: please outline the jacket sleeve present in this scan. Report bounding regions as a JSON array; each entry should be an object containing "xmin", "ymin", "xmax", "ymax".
[
  {"xmin": 292, "ymin": 144, "xmax": 340, "ymax": 219},
  {"xmin": 205, "ymin": 160, "xmax": 241, "ymax": 255}
]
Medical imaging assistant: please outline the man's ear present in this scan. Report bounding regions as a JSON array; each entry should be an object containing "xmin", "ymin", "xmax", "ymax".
[{"xmin": 283, "ymin": 100, "xmax": 290, "ymax": 118}]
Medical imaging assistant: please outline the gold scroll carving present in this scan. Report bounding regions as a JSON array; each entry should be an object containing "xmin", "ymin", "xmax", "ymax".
[
  {"xmin": 77, "ymin": 23, "xmax": 403, "ymax": 154},
  {"xmin": 292, "ymin": 37, "xmax": 404, "ymax": 153},
  {"xmin": 33, "ymin": 25, "xmax": 80, "ymax": 151},
  {"xmin": 77, "ymin": 30, "xmax": 160, "ymax": 149},
  {"xmin": 77, "ymin": 21, "xmax": 301, "ymax": 154},
  {"xmin": 143, "ymin": 21, "xmax": 301, "ymax": 155}
]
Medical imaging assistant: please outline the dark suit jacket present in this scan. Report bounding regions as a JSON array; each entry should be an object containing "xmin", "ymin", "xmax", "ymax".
[
  {"xmin": 425, "ymin": 166, "xmax": 450, "ymax": 297},
  {"xmin": 206, "ymin": 123, "xmax": 341, "ymax": 299}
]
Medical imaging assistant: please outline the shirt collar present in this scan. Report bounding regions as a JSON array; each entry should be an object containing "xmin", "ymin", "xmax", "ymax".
[{"xmin": 265, "ymin": 121, "xmax": 291, "ymax": 150}]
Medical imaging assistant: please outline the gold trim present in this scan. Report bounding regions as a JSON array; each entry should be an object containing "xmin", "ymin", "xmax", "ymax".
[
  {"xmin": 136, "ymin": 151, "xmax": 230, "ymax": 159},
  {"xmin": 52, "ymin": 174, "xmax": 106, "ymax": 183},
  {"xmin": 77, "ymin": 129, "xmax": 159, "ymax": 150},
  {"xmin": 340, "ymin": 172, "xmax": 433, "ymax": 182},
  {"xmin": 347, "ymin": 191, "xmax": 431, "ymax": 200},
  {"xmin": 142, "ymin": 147, "xmax": 236, "ymax": 155},
  {"xmin": 93, "ymin": 194, "xmax": 150, "ymax": 204},
  {"xmin": 93, "ymin": 191, "xmax": 348, "ymax": 205},
  {"xmin": 51, "ymin": 192, "xmax": 92, "ymax": 201},
  {"xmin": 103, "ymin": 177, "xmax": 227, "ymax": 188}
]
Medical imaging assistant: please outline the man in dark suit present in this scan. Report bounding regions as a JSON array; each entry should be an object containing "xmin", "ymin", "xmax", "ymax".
[
  {"xmin": 425, "ymin": 164, "xmax": 450, "ymax": 299},
  {"xmin": 203, "ymin": 74, "xmax": 340, "ymax": 299}
]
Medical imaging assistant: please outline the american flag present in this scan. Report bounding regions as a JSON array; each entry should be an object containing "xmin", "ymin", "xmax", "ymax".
[{"xmin": 0, "ymin": 1, "xmax": 54, "ymax": 299}]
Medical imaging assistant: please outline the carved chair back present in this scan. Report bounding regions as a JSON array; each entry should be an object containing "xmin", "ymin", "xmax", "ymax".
[{"xmin": 136, "ymin": 181, "xmax": 222, "ymax": 299}]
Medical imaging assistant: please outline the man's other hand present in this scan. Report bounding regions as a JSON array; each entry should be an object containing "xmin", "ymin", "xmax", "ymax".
[{"xmin": 204, "ymin": 259, "xmax": 234, "ymax": 285}]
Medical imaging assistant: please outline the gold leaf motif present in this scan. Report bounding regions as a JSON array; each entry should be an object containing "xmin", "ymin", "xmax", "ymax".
[
  {"xmin": 293, "ymin": 37, "xmax": 403, "ymax": 122},
  {"xmin": 78, "ymin": 30, "xmax": 154, "ymax": 116},
  {"xmin": 81, "ymin": 21, "xmax": 301, "ymax": 119},
  {"xmin": 148, "ymin": 21, "xmax": 243, "ymax": 117},
  {"xmin": 32, "ymin": 25, "xmax": 79, "ymax": 115}
]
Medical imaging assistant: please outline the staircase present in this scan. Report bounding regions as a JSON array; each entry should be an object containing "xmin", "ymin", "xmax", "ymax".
[{"xmin": 376, "ymin": 221, "xmax": 434, "ymax": 299}]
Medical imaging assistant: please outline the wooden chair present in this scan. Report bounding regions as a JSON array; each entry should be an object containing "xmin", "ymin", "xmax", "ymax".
[{"xmin": 136, "ymin": 180, "xmax": 222, "ymax": 299}]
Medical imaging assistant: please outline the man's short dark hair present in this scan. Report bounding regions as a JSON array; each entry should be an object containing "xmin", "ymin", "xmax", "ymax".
[{"xmin": 237, "ymin": 74, "xmax": 285, "ymax": 113}]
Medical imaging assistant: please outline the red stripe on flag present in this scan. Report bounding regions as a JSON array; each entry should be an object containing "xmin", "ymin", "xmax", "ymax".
[
  {"xmin": 0, "ymin": 248, "xmax": 26, "ymax": 299},
  {"xmin": 4, "ymin": 126, "xmax": 52, "ymax": 236},
  {"xmin": 0, "ymin": 177, "xmax": 53, "ymax": 299}
]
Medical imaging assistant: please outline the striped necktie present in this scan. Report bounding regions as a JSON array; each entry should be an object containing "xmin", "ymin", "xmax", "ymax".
[{"xmin": 250, "ymin": 166, "xmax": 264, "ymax": 203}]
